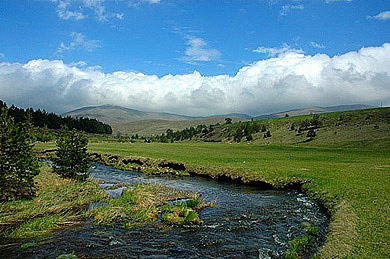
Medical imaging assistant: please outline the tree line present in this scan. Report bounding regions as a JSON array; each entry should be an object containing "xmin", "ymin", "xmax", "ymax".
[
  {"xmin": 0, "ymin": 100, "xmax": 112, "ymax": 134},
  {"xmin": 138, "ymin": 119, "xmax": 272, "ymax": 143}
]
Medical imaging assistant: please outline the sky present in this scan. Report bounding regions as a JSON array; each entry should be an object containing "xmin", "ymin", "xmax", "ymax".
[{"xmin": 0, "ymin": 0, "xmax": 389, "ymax": 116}]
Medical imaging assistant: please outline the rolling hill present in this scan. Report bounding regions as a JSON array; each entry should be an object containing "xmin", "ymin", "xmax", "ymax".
[
  {"xmin": 64, "ymin": 104, "xmax": 377, "ymax": 136},
  {"xmin": 63, "ymin": 105, "xmax": 250, "ymax": 135},
  {"xmin": 63, "ymin": 105, "xmax": 195, "ymax": 124}
]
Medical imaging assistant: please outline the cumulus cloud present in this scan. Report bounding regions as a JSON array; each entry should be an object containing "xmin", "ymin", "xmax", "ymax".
[
  {"xmin": 179, "ymin": 36, "xmax": 221, "ymax": 64},
  {"xmin": 57, "ymin": 32, "xmax": 101, "ymax": 53},
  {"xmin": 367, "ymin": 11, "xmax": 390, "ymax": 21},
  {"xmin": 253, "ymin": 43, "xmax": 303, "ymax": 57},
  {"xmin": 1, "ymin": 43, "xmax": 390, "ymax": 116}
]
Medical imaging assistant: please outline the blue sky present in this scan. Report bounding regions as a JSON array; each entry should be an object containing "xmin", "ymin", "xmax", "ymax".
[{"xmin": 0, "ymin": 0, "xmax": 389, "ymax": 115}]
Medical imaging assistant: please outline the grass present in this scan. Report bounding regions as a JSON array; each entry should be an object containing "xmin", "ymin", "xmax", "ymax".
[
  {"xmin": 160, "ymin": 198, "xmax": 204, "ymax": 226},
  {"xmin": 33, "ymin": 108, "xmax": 390, "ymax": 258},
  {"xmin": 59, "ymin": 141, "xmax": 390, "ymax": 259},
  {"xmin": 0, "ymin": 164, "xmax": 107, "ymax": 239},
  {"xmin": 87, "ymin": 184, "xmax": 203, "ymax": 227},
  {"xmin": 87, "ymin": 185, "xmax": 158, "ymax": 227}
]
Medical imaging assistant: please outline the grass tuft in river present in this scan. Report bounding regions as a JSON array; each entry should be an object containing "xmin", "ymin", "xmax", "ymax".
[
  {"xmin": 160, "ymin": 198, "xmax": 206, "ymax": 226},
  {"xmin": 87, "ymin": 184, "xmax": 209, "ymax": 228},
  {"xmin": 284, "ymin": 223, "xmax": 319, "ymax": 259}
]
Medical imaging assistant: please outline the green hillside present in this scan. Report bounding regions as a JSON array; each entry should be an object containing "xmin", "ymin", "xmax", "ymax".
[
  {"xmin": 111, "ymin": 116, "xmax": 247, "ymax": 136},
  {"xmin": 156, "ymin": 107, "xmax": 390, "ymax": 149}
]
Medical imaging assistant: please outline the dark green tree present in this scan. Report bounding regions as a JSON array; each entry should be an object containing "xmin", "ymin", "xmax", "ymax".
[
  {"xmin": 0, "ymin": 109, "xmax": 40, "ymax": 201},
  {"xmin": 53, "ymin": 128, "xmax": 90, "ymax": 181},
  {"xmin": 234, "ymin": 128, "xmax": 243, "ymax": 142},
  {"xmin": 263, "ymin": 130, "xmax": 272, "ymax": 138},
  {"xmin": 310, "ymin": 115, "xmax": 322, "ymax": 129},
  {"xmin": 225, "ymin": 117, "xmax": 232, "ymax": 124},
  {"xmin": 306, "ymin": 129, "xmax": 317, "ymax": 138}
]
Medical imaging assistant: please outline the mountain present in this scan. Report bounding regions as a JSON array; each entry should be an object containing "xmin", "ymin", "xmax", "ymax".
[
  {"xmin": 64, "ymin": 104, "xmax": 377, "ymax": 136},
  {"xmin": 63, "ymin": 105, "xmax": 252, "ymax": 124},
  {"xmin": 63, "ymin": 105, "xmax": 250, "ymax": 135},
  {"xmin": 63, "ymin": 105, "xmax": 196, "ymax": 125}
]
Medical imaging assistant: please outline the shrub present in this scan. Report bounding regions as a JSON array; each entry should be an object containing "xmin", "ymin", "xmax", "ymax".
[
  {"xmin": 53, "ymin": 128, "xmax": 90, "ymax": 181},
  {"xmin": 0, "ymin": 109, "xmax": 40, "ymax": 201}
]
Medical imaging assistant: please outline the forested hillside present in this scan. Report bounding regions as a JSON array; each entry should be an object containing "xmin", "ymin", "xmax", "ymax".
[{"xmin": 0, "ymin": 101, "xmax": 112, "ymax": 134}]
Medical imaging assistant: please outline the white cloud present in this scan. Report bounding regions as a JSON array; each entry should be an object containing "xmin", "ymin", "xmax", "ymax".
[
  {"xmin": 310, "ymin": 41, "xmax": 326, "ymax": 49},
  {"xmin": 280, "ymin": 4, "xmax": 304, "ymax": 16},
  {"xmin": 1, "ymin": 43, "xmax": 389, "ymax": 116},
  {"xmin": 57, "ymin": 32, "xmax": 101, "ymax": 53},
  {"xmin": 115, "ymin": 13, "xmax": 124, "ymax": 20},
  {"xmin": 82, "ymin": 0, "xmax": 107, "ymax": 22},
  {"xmin": 367, "ymin": 11, "xmax": 390, "ymax": 21},
  {"xmin": 143, "ymin": 0, "xmax": 160, "ymax": 3},
  {"xmin": 325, "ymin": 0, "xmax": 352, "ymax": 3},
  {"xmin": 253, "ymin": 43, "xmax": 304, "ymax": 57},
  {"xmin": 51, "ymin": 0, "xmax": 86, "ymax": 21},
  {"xmin": 179, "ymin": 36, "xmax": 221, "ymax": 64},
  {"xmin": 0, "ymin": 53, "xmax": 5, "ymax": 59},
  {"xmin": 69, "ymin": 60, "xmax": 88, "ymax": 67},
  {"xmin": 51, "ymin": 0, "xmax": 157, "ymax": 22}
]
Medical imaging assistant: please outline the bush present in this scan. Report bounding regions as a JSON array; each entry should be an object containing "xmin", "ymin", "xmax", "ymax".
[
  {"xmin": 53, "ymin": 128, "xmax": 90, "ymax": 181},
  {"xmin": 0, "ymin": 109, "xmax": 40, "ymax": 201}
]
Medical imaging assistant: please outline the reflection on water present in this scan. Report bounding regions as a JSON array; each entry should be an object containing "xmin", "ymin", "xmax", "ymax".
[{"xmin": 1, "ymin": 163, "xmax": 328, "ymax": 258}]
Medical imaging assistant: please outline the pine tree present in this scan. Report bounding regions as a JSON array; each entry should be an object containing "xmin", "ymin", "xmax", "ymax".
[
  {"xmin": 306, "ymin": 129, "xmax": 317, "ymax": 138},
  {"xmin": 53, "ymin": 128, "xmax": 90, "ymax": 181},
  {"xmin": 0, "ymin": 109, "xmax": 40, "ymax": 201}
]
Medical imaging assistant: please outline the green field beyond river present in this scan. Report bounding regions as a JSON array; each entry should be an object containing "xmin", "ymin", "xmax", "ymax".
[{"xmin": 34, "ymin": 140, "xmax": 390, "ymax": 258}]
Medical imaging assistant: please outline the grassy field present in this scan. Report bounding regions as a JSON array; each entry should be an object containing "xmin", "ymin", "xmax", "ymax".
[
  {"xmin": 34, "ymin": 108, "xmax": 390, "ymax": 258},
  {"xmin": 68, "ymin": 141, "xmax": 389, "ymax": 258}
]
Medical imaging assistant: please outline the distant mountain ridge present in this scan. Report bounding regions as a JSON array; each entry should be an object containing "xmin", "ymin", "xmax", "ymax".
[
  {"xmin": 63, "ymin": 104, "xmax": 196, "ymax": 124},
  {"xmin": 64, "ymin": 104, "xmax": 377, "ymax": 124}
]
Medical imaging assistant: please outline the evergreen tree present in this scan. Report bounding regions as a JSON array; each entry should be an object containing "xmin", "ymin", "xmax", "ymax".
[
  {"xmin": 246, "ymin": 134, "xmax": 253, "ymax": 141},
  {"xmin": 0, "ymin": 109, "xmax": 40, "ymax": 201},
  {"xmin": 263, "ymin": 130, "xmax": 272, "ymax": 138},
  {"xmin": 53, "ymin": 128, "xmax": 90, "ymax": 181},
  {"xmin": 307, "ymin": 129, "xmax": 317, "ymax": 138}
]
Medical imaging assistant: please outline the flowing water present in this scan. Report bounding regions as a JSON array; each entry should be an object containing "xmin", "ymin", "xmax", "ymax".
[{"xmin": 1, "ymin": 163, "xmax": 328, "ymax": 258}]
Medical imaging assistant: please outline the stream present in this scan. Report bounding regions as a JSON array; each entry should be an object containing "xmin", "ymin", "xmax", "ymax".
[{"xmin": 2, "ymin": 163, "xmax": 328, "ymax": 258}]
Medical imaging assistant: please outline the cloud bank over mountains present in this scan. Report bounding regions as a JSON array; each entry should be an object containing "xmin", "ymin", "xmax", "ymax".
[{"xmin": 1, "ymin": 43, "xmax": 389, "ymax": 116}]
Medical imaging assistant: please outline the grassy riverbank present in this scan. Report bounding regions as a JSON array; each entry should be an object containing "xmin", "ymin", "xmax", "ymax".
[
  {"xmin": 0, "ymin": 163, "xmax": 207, "ymax": 245},
  {"xmin": 0, "ymin": 164, "xmax": 107, "ymax": 240},
  {"xmin": 70, "ymin": 142, "xmax": 388, "ymax": 258}
]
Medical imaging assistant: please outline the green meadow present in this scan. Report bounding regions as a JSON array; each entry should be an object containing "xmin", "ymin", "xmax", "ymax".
[
  {"xmin": 33, "ymin": 108, "xmax": 390, "ymax": 258},
  {"xmin": 80, "ymin": 141, "xmax": 389, "ymax": 258}
]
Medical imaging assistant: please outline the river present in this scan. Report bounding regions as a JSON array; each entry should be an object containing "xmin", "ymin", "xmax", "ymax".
[{"xmin": 1, "ymin": 163, "xmax": 328, "ymax": 258}]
